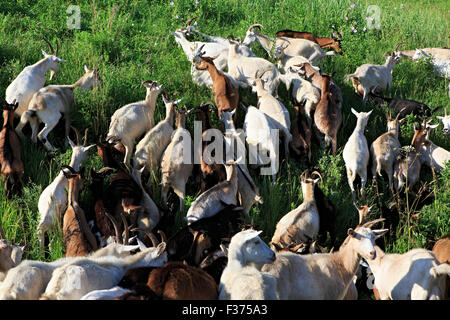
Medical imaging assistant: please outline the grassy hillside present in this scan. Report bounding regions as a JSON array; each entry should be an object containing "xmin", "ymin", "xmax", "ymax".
[{"xmin": 0, "ymin": 0, "xmax": 448, "ymax": 294}]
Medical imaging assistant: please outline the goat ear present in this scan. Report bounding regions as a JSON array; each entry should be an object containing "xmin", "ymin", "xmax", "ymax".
[
  {"xmin": 398, "ymin": 117, "xmax": 406, "ymax": 124},
  {"xmin": 136, "ymin": 238, "xmax": 147, "ymax": 251},
  {"xmin": 42, "ymin": 49, "xmax": 48, "ymax": 57},
  {"xmin": 351, "ymin": 108, "xmax": 358, "ymax": 116},
  {"xmin": 85, "ymin": 144, "xmax": 96, "ymax": 151},
  {"xmin": 219, "ymin": 244, "xmax": 229, "ymax": 257},
  {"xmin": 67, "ymin": 136, "xmax": 76, "ymax": 149},
  {"xmin": 83, "ymin": 64, "xmax": 89, "ymax": 73},
  {"xmin": 372, "ymin": 229, "xmax": 389, "ymax": 239},
  {"xmin": 156, "ymin": 242, "xmax": 166, "ymax": 256},
  {"xmin": 428, "ymin": 124, "xmax": 439, "ymax": 129},
  {"xmin": 436, "ymin": 116, "xmax": 443, "ymax": 120},
  {"xmin": 347, "ymin": 228, "xmax": 357, "ymax": 238}
]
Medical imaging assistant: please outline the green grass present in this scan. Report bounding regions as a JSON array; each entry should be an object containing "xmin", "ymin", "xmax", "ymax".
[{"xmin": 0, "ymin": 0, "xmax": 449, "ymax": 297}]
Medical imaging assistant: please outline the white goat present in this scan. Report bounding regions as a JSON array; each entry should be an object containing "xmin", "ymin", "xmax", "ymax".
[
  {"xmin": 171, "ymin": 29, "xmax": 253, "ymax": 88},
  {"xmin": 344, "ymin": 42, "xmax": 404, "ymax": 103},
  {"xmin": 130, "ymin": 167, "xmax": 160, "ymax": 239},
  {"xmin": 40, "ymin": 241, "xmax": 167, "ymax": 300},
  {"xmin": 243, "ymin": 105, "xmax": 279, "ymax": 183},
  {"xmin": 106, "ymin": 80, "xmax": 162, "ymax": 166},
  {"xmin": 270, "ymin": 170, "xmax": 320, "ymax": 249},
  {"xmin": 412, "ymin": 48, "xmax": 450, "ymax": 79},
  {"xmin": 15, "ymin": 64, "xmax": 101, "ymax": 153},
  {"xmin": 436, "ymin": 107, "xmax": 450, "ymax": 135},
  {"xmin": 227, "ymin": 39, "xmax": 281, "ymax": 97},
  {"xmin": 273, "ymin": 43, "xmax": 317, "ymax": 72},
  {"xmin": 160, "ymin": 107, "xmax": 194, "ymax": 213},
  {"xmin": 6, "ymin": 39, "xmax": 66, "ymax": 117},
  {"xmin": 242, "ymin": 24, "xmax": 334, "ymax": 62},
  {"xmin": 342, "ymin": 108, "xmax": 373, "ymax": 200},
  {"xmin": 262, "ymin": 219, "xmax": 388, "ymax": 299},
  {"xmin": 0, "ymin": 241, "xmax": 141, "ymax": 300},
  {"xmin": 219, "ymin": 230, "xmax": 278, "ymax": 300},
  {"xmin": 37, "ymin": 128, "xmax": 95, "ymax": 249},
  {"xmin": 221, "ymin": 109, "xmax": 264, "ymax": 214},
  {"xmin": 251, "ymin": 69, "xmax": 292, "ymax": 160},
  {"xmin": 283, "ymin": 66, "xmax": 321, "ymax": 128},
  {"xmin": 366, "ymin": 246, "xmax": 450, "ymax": 300},
  {"xmin": 133, "ymin": 94, "xmax": 181, "ymax": 185},
  {"xmin": 185, "ymin": 161, "xmax": 239, "ymax": 225}
]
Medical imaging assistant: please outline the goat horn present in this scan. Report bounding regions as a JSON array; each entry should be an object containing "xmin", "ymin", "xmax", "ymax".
[
  {"xmin": 131, "ymin": 228, "xmax": 160, "ymax": 247},
  {"xmin": 120, "ymin": 212, "xmax": 129, "ymax": 245},
  {"xmin": 43, "ymin": 38, "xmax": 55, "ymax": 55},
  {"xmin": 70, "ymin": 126, "xmax": 82, "ymax": 145},
  {"xmin": 98, "ymin": 167, "xmax": 114, "ymax": 174},
  {"xmin": 157, "ymin": 230, "xmax": 168, "ymax": 243},
  {"xmin": 83, "ymin": 128, "xmax": 89, "ymax": 146},
  {"xmin": 444, "ymin": 107, "xmax": 447, "ymax": 117},
  {"xmin": 300, "ymin": 169, "xmax": 309, "ymax": 180},
  {"xmin": 393, "ymin": 41, "xmax": 405, "ymax": 52},
  {"xmin": 55, "ymin": 38, "xmax": 60, "ymax": 57},
  {"xmin": 248, "ymin": 24, "xmax": 263, "ymax": 32},
  {"xmin": 360, "ymin": 218, "xmax": 385, "ymax": 229},
  {"xmin": 104, "ymin": 212, "xmax": 122, "ymax": 244},
  {"xmin": 258, "ymin": 67, "xmax": 272, "ymax": 79},
  {"xmin": 186, "ymin": 16, "xmax": 197, "ymax": 27},
  {"xmin": 310, "ymin": 170, "xmax": 322, "ymax": 182}
]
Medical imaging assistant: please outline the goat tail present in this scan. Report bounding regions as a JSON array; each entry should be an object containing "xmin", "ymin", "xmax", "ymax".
[
  {"xmin": 376, "ymin": 159, "xmax": 383, "ymax": 177},
  {"xmin": 369, "ymin": 91, "xmax": 392, "ymax": 102},
  {"xmin": 429, "ymin": 263, "xmax": 450, "ymax": 278}
]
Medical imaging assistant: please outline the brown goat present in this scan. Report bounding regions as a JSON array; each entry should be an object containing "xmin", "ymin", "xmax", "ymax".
[
  {"xmin": 432, "ymin": 234, "xmax": 450, "ymax": 299},
  {"xmin": 194, "ymin": 49, "xmax": 239, "ymax": 120},
  {"xmin": 194, "ymin": 102, "xmax": 227, "ymax": 192},
  {"xmin": 146, "ymin": 261, "xmax": 218, "ymax": 300},
  {"xmin": 276, "ymin": 29, "xmax": 344, "ymax": 55},
  {"xmin": 0, "ymin": 101, "xmax": 24, "ymax": 195},
  {"xmin": 313, "ymin": 74, "xmax": 342, "ymax": 155},
  {"xmin": 289, "ymin": 105, "xmax": 312, "ymax": 162},
  {"xmin": 62, "ymin": 166, "xmax": 98, "ymax": 257}
]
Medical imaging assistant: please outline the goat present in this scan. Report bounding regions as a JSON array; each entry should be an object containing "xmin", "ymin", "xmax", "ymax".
[
  {"xmin": 199, "ymin": 245, "xmax": 229, "ymax": 285},
  {"xmin": 227, "ymin": 38, "xmax": 281, "ymax": 97},
  {"xmin": 366, "ymin": 246, "xmax": 450, "ymax": 299},
  {"xmin": 275, "ymin": 28, "xmax": 344, "ymax": 55},
  {"xmin": 15, "ymin": 64, "xmax": 101, "ymax": 154},
  {"xmin": 106, "ymin": 80, "xmax": 162, "ymax": 166},
  {"xmin": 437, "ymin": 107, "xmax": 450, "ymax": 135},
  {"xmin": 393, "ymin": 145, "xmax": 422, "ymax": 195},
  {"xmin": 0, "ymin": 240, "xmax": 141, "ymax": 300},
  {"xmin": 0, "ymin": 101, "xmax": 24, "ymax": 195},
  {"xmin": 195, "ymin": 102, "xmax": 227, "ymax": 193},
  {"xmin": 313, "ymin": 73, "xmax": 342, "ymax": 156},
  {"xmin": 344, "ymin": 42, "xmax": 404, "ymax": 103},
  {"xmin": 185, "ymin": 161, "xmax": 239, "ymax": 225},
  {"xmin": 194, "ymin": 49, "xmax": 239, "ymax": 120},
  {"xmin": 81, "ymin": 286, "xmax": 133, "ymax": 300},
  {"xmin": 160, "ymin": 106, "xmax": 194, "ymax": 213},
  {"xmin": 283, "ymin": 66, "xmax": 321, "ymax": 131},
  {"xmin": 133, "ymin": 93, "xmax": 181, "ymax": 185},
  {"xmin": 89, "ymin": 167, "xmax": 116, "ymax": 246},
  {"xmin": 368, "ymin": 92, "xmax": 442, "ymax": 120},
  {"xmin": 411, "ymin": 121, "xmax": 450, "ymax": 172},
  {"xmin": 295, "ymin": 62, "xmax": 343, "ymax": 110},
  {"xmin": 6, "ymin": 39, "xmax": 66, "ymax": 117},
  {"xmin": 343, "ymin": 108, "xmax": 373, "ymax": 200},
  {"xmin": 251, "ymin": 69, "xmax": 292, "ymax": 160},
  {"xmin": 273, "ymin": 43, "xmax": 313, "ymax": 73},
  {"xmin": 37, "ymin": 127, "xmax": 95, "ymax": 249},
  {"xmin": 171, "ymin": 26, "xmax": 253, "ymax": 88},
  {"xmin": 40, "ymin": 239, "xmax": 167, "ymax": 300},
  {"xmin": 62, "ymin": 165, "xmax": 98, "ymax": 257},
  {"xmin": 412, "ymin": 48, "xmax": 450, "ymax": 79},
  {"xmin": 432, "ymin": 234, "xmax": 450, "ymax": 299},
  {"xmin": 289, "ymin": 105, "xmax": 312, "ymax": 162},
  {"xmin": 219, "ymin": 230, "xmax": 278, "ymax": 300},
  {"xmin": 242, "ymin": 24, "xmax": 335, "ymax": 63},
  {"xmin": 0, "ymin": 223, "xmax": 24, "ymax": 280},
  {"xmin": 221, "ymin": 109, "xmax": 264, "ymax": 214},
  {"xmin": 262, "ymin": 219, "xmax": 388, "ymax": 299},
  {"xmin": 145, "ymin": 261, "xmax": 218, "ymax": 300},
  {"xmin": 129, "ymin": 167, "xmax": 160, "ymax": 240},
  {"xmin": 370, "ymin": 110, "xmax": 403, "ymax": 193},
  {"xmin": 270, "ymin": 170, "xmax": 321, "ymax": 250},
  {"xmin": 243, "ymin": 105, "xmax": 279, "ymax": 183}
]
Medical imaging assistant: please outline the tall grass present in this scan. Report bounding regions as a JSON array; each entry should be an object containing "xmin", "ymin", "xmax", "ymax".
[{"xmin": 0, "ymin": 0, "xmax": 448, "ymax": 293}]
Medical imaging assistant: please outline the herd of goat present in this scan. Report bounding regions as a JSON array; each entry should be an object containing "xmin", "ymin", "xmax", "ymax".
[{"xmin": 0, "ymin": 18, "xmax": 449, "ymax": 300}]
